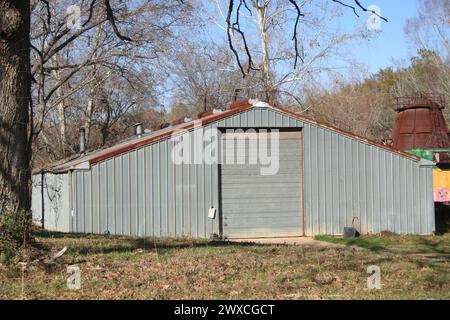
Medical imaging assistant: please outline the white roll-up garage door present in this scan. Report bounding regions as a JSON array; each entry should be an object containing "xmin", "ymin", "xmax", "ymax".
[{"xmin": 220, "ymin": 131, "xmax": 303, "ymax": 238}]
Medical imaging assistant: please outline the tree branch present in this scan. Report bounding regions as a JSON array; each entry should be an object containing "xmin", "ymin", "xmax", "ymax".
[
  {"xmin": 226, "ymin": 0, "xmax": 246, "ymax": 77},
  {"xmin": 224, "ymin": 0, "xmax": 388, "ymax": 77},
  {"xmin": 104, "ymin": 0, "xmax": 132, "ymax": 41},
  {"xmin": 288, "ymin": 0, "xmax": 305, "ymax": 69},
  {"xmin": 333, "ymin": 0, "xmax": 388, "ymax": 22},
  {"xmin": 83, "ymin": 0, "xmax": 98, "ymax": 27},
  {"xmin": 353, "ymin": 0, "xmax": 388, "ymax": 22},
  {"xmin": 39, "ymin": 0, "xmax": 51, "ymax": 26},
  {"xmin": 332, "ymin": 0, "xmax": 360, "ymax": 17}
]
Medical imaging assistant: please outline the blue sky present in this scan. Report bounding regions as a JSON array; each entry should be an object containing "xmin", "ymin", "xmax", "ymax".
[
  {"xmin": 164, "ymin": 1, "xmax": 425, "ymax": 107},
  {"xmin": 201, "ymin": 0, "xmax": 422, "ymax": 76},
  {"xmin": 341, "ymin": 0, "xmax": 421, "ymax": 73}
]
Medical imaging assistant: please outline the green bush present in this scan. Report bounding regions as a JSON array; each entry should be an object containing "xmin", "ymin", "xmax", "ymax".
[
  {"xmin": 0, "ymin": 210, "xmax": 33, "ymax": 264},
  {"xmin": 0, "ymin": 238, "xmax": 16, "ymax": 264}
]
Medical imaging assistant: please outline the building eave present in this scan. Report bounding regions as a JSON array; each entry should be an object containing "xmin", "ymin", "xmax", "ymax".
[{"xmin": 38, "ymin": 99, "xmax": 420, "ymax": 174}]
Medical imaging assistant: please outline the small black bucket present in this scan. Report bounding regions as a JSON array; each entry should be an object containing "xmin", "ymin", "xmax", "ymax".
[
  {"xmin": 343, "ymin": 227, "xmax": 360, "ymax": 238},
  {"xmin": 343, "ymin": 217, "xmax": 360, "ymax": 238}
]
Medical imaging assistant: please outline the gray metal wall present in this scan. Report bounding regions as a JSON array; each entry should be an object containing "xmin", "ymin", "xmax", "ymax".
[
  {"xmin": 302, "ymin": 123, "xmax": 435, "ymax": 236},
  {"xmin": 31, "ymin": 173, "xmax": 71, "ymax": 232},
  {"xmin": 71, "ymin": 142, "xmax": 219, "ymax": 238},
  {"xmin": 40, "ymin": 106, "xmax": 435, "ymax": 237}
]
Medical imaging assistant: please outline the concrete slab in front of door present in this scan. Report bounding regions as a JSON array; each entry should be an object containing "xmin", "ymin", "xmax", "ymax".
[{"xmin": 230, "ymin": 237, "xmax": 350, "ymax": 249}]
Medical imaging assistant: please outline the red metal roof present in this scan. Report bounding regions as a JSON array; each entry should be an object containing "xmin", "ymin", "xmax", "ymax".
[{"xmin": 39, "ymin": 100, "xmax": 420, "ymax": 173}]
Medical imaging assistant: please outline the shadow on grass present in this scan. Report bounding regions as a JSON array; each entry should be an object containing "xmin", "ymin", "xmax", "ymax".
[
  {"xmin": 314, "ymin": 235, "xmax": 390, "ymax": 251},
  {"xmin": 34, "ymin": 230, "xmax": 288, "ymax": 256},
  {"xmin": 314, "ymin": 234, "xmax": 450, "ymax": 256},
  {"xmin": 410, "ymin": 237, "xmax": 450, "ymax": 255},
  {"xmin": 36, "ymin": 230, "xmax": 98, "ymax": 239}
]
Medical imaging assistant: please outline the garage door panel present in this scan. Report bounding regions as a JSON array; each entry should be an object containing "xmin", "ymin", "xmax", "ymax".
[
  {"xmin": 220, "ymin": 169, "xmax": 299, "ymax": 176},
  {"xmin": 224, "ymin": 215, "xmax": 300, "ymax": 231},
  {"xmin": 223, "ymin": 205, "xmax": 300, "ymax": 213},
  {"xmin": 222, "ymin": 142, "xmax": 300, "ymax": 148},
  {"xmin": 222, "ymin": 189, "xmax": 299, "ymax": 198},
  {"xmin": 223, "ymin": 204, "xmax": 301, "ymax": 213},
  {"xmin": 222, "ymin": 197, "xmax": 300, "ymax": 204},
  {"xmin": 221, "ymin": 182, "xmax": 301, "ymax": 191},
  {"xmin": 222, "ymin": 181, "xmax": 300, "ymax": 189},
  {"xmin": 223, "ymin": 228, "xmax": 301, "ymax": 238},
  {"xmin": 221, "ymin": 163, "xmax": 301, "ymax": 171},
  {"xmin": 221, "ymin": 192, "xmax": 301, "ymax": 199},
  {"xmin": 222, "ymin": 180, "xmax": 300, "ymax": 186},
  {"xmin": 227, "ymin": 144, "xmax": 300, "ymax": 150},
  {"xmin": 224, "ymin": 154, "xmax": 300, "ymax": 162},
  {"xmin": 222, "ymin": 174, "xmax": 300, "ymax": 184},
  {"xmin": 221, "ymin": 130, "xmax": 303, "ymax": 238}
]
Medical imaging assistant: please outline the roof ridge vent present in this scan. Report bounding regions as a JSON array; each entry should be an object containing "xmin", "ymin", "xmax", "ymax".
[{"xmin": 249, "ymin": 99, "xmax": 271, "ymax": 108}]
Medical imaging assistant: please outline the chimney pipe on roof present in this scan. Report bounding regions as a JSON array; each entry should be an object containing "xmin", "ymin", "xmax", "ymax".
[
  {"xmin": 134, "ymin": 123, "xmax": 143, "ymax": 138},
  {"xmin": 79, "ymin": 127, "xmax": 86, "ymax": 156}
]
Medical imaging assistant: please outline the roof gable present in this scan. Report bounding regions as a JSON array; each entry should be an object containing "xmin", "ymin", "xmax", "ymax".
[{"xmin": 40, "ymin": 100, "xmax": 419, "ymax": 173}]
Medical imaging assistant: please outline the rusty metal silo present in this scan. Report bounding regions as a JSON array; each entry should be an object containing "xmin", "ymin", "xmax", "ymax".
[
  {"xmin": 391, "ymin": 94, "xmax": 450, "ymax": 150},
  {"xmin": 391, "ymin": 95, "xmax": 450, "ymax": 232}
]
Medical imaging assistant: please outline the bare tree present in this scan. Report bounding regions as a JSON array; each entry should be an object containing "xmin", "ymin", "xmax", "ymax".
[
  {"xmin": 405, "ymin": 0, "xmax": 449, "ymax": 60},
  {"xmin": 393, "ymin": 49, "xmax": 450, "ymax": 120},
  {"xmin": 168, "ymin": 42, "xmax": 266, "ymax": 114},
  {"xmin": 304, "ymin": 74, "xmax": 394, "ymax": 141},
  {"xmin": 221, "ymin": 0, "xmax": 386, "ymax": 75},
  {"xmin": 208, "ymin": 0, "xmax": 386, "ymax": 104},
  {"xmin": 92, "ymin": 75, "xmax": 151, "ymax": 147},
  {"xmin": 31, "ymin": 0, "xmax": 191, "ymax": 160},
  {"xmin": 402, "ymin": 0, "xmax": 450, "ymax": 119}
]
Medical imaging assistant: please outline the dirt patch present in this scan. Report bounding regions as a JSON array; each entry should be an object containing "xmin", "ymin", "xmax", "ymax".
[{"xmin": 231, "ymin": 237, "xmax": 351, "ymax": 249}]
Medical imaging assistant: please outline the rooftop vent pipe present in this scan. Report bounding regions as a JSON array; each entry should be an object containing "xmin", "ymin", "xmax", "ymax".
[
  {"xmin": 134, "ymin": 123, "xmax": 143, "ymax": 138},
  {"xmin": 79, "ymin": 127, "xmax": 86, "ymax": 156}
]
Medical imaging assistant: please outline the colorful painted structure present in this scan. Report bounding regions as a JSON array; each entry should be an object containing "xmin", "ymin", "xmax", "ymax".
[
  {"xmin": 391, "ymin": 95, "xmax": 450, "ymax": 203},
  {"xmin": 406, "ymin": 149, "xmax": 450, "ymax": 202}
]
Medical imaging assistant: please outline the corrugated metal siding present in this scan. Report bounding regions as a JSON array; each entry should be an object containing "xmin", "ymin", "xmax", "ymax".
[
  {"xmin": 72, "ymin": 141, "xmax": 219, "ymax": 238},
  {"xmin": 302, "ymin": 123, "xmax": 435, "ymax": 235},
  {"xmin": 31, "ymin": 173, "xmax": 71, "ymax": 232},
  {"xmin": 70, "ymin": 108, "xmax": 305, "ymax": 238},
  {"xmin": 57, "ymin": 106, "xmax": 434, "ymax": 237}
]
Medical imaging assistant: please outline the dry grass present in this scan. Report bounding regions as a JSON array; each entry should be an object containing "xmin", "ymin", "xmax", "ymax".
[{"xmin": 0, "ymin": 231, "xmax": 449, "ymax": 300}]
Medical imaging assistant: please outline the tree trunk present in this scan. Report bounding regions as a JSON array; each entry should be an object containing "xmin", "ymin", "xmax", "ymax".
[
  {"xmin": 255, "ymin": 2, "xmax": 274, "ymax": 103},
  {"xmin": 84, "ymin": 28, "xmax": 101, "ymax": 149},
  {"xmin": 101, "ymin": 124, "xmax": 109, "ymax": 147},
  {"xmin": 85, "ymin": 96, "xmax": 94, "ymax": 148},
  {"xmin": 51, "ymin": 60, "xmax": 68, "ymax": 158},
  {"xmin": 56, "ymin": 90, "xmax": 67, "ymax": 157},
  {"xmin": 0, "ymin": 1, "xmax": 31, "ymax": 213}
]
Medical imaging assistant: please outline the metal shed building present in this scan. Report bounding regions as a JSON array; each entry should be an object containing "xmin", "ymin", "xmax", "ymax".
[{"xmin": 32, "ymin": 100, "xmax": 436, "ymax": 238}]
